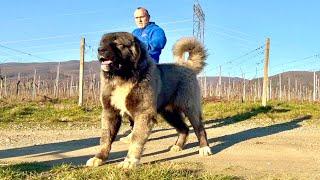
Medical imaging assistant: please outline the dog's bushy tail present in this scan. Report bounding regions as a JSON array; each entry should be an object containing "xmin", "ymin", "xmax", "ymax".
[{"xmin": 172, "ymin": 37, "xmax": 207, "ymax": 74}]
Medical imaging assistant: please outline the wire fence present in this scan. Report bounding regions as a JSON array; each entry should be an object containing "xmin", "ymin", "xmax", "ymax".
[
  {"xmin": 199, "ymin": 49, "xmax": 320, "ymax": 102},
  {"xmin": 1, "ymin": 58, "xmax": 320, "ymax": 105},
  {"xmin": 1, "ymin": 18, "xmax": 320, "ymax": 104}
]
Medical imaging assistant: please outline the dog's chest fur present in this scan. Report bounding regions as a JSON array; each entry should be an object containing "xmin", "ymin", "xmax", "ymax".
[{"xmin": 110, "ymin": 81, "xmax": 134, "ymax": 116}]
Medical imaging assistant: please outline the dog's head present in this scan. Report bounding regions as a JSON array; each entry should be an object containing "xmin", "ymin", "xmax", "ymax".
[{"xmin": 98, "ymin": 32, "xmax": 147, "ymax": 78}]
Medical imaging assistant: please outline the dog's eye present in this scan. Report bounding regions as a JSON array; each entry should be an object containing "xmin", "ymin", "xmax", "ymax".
[
  {"xmin": 98, "ymin": 47, "xmax": 107, "ymax": 53},
  {"xmin": 98, "ymin": 47, "xmax": 103, "ymax": 52}
]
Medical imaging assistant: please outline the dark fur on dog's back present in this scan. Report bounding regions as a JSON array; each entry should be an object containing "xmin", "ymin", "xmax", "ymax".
[{"xmin": 86, "ymin": 32, "xmax": 212, "ymax": 168}]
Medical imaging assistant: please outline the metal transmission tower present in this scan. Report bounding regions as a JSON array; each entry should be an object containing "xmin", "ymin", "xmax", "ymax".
[
  {"xmin": 193, "ymin": 0, "xmax": 205, "ymax": 44},
  {"xmin": 193, "ymin": 1, "xmax": 207, "ymax": 97}
]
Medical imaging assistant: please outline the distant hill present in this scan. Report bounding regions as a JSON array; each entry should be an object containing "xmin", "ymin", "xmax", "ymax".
[
  {"xmin": 251, "ymin": 71, "xmax": 319, "ymax": 89},
  {"xmin": 0, "ymin": 60, "xmax": 100, "ymax": 81},
  {"xmin": 0, "ymin": 61, "xmax": 318, "ymax": 89},
  {"xmin": 198, "ymin": 76, "xmax": 245, "ymax": 85}
]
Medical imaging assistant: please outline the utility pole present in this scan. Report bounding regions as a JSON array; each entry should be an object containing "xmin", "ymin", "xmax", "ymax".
[
  {"xmin": 262, "ymin": 38, "xmax": 270, "ymax": 106},
  {"xmin": 295, "ymin": 79, "xmax": 298, "ymax": 100},
  {"xmin": 218, "ymin": 65, "xmax": 222, "ymax": 98},
  {"xmin": 257, "ymin": 77, "xmax": 260, "ymax": 99},
  {"xmin": 228, "ymin": 73, "xmax": 231, "ymax": 101},
  {"xmin": 269, "ymin": 79, "xmax": 272, "ymax": 100},
  {"xmin": 0, "ymin": 68, "xmax": 2, "ymax": 98},
  {"xmin": 32, "ymin": 69, "xmax": 37, "ymax": 100},
  {"xmin": 279, "ymin": 73, "xmax": 282, "ymax": 101},
  {"xmin": 313, "ymin": 71, "xmax": 316, "ymax": 101},
  {"xmin": 78, "ymin": 37, "xmax": 85, "ymax": 106},
  {"xmin": 288, "ymin": 77, "xmax": 291, "ymax": 101},
  {"xmin": 16, "ymin": 73, "xmax": 21, "ymax": 96},
  {"xmin": 4, "ymin": 75, "xmax": 6, "ymax": 97},
  {"xmin": 242, "ymin": 72, "xmax": 246, "ymax": 102},
  {"xmin": 204, "ymin": 72, "xmax": 207, "ymax": 98},
  {"xmin": 54, "ymin": 62, "xmax": 60, "ymax": 98}
]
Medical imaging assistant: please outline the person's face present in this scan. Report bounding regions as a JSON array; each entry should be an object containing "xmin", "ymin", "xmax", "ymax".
[{"xmin": 134, "ymin": 9, "xmax": 150, "ymax": 28}]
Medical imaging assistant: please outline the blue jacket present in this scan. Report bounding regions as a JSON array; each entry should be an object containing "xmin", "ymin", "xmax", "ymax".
[{"xmin": 132, "ymin": 22, "xmax": 166, "ymax": 63}]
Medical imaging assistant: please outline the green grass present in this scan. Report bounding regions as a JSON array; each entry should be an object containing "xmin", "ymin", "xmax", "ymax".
[
  {"xmin": 1, "ymin": 99, "xmax": 320, "ymax": 129},
  {"xmin": 203, "ymin": 101, "xmax": 320, "ymax": 126},
  {"xmin": 1, "ymin": 99, "xmax": 319, "ymax": 179},
  {"xmin": 0, "ymin": 162, "xmax": 241, "ymax": 180},
  {"xmin": 0, "ymin": 98, "xmax": 102, "ymax": 129}
]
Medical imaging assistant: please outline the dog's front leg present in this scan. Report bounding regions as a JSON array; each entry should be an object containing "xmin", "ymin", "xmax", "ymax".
[
  {"xmin": 118, "ymin": 113, "xmax": 155, "ymax": 169},
  {"xmin": 86, "ymin": 108, "xmax": 121, "ymax": 167}
]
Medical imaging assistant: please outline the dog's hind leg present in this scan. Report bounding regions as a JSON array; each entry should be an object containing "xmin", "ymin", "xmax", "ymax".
[
  {"xmin": 159, "ymin": 109, "xmax": 189, "ymax": 152},
  {"xmin": 118, "ymin": 113, "xmax": 156, "ymax": 169},
  {"xmin": 184, "ymin": 107, "xmax": 212, "ymax": 156},
  {"xmin": 86, "ymin": 108, "xmax": 122, "ymax": 167}
]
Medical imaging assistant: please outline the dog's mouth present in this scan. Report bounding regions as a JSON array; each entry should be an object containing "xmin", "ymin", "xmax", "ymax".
[{"xmin": 99, "ymin": 55, "xmax": 114, "ymax": 72}]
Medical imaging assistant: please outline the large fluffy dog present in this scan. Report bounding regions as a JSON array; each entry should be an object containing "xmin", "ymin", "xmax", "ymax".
[{"xmin": 86, "ymin": 32, "xmax": 212, "ymax": 168}]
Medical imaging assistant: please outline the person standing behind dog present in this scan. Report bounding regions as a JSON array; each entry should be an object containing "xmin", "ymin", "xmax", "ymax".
[
  {"xmin": 132, "ymin": 7, "xmax": 167, "ymax": 63},
  {"xmin": 119, "ymin": 7, "xmax": 166, "ymax": 144}
]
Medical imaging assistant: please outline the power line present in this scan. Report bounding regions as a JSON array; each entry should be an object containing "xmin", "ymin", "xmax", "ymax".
[
  {"xmin": 21, "ymin": 41, "xmax": 79, "ymax": 50},
  {"xmin": 0, "ymin": 19, "xmax": 194, "ymax": 45},
  {"xmin": 4, "ymin": 10, "xmax": 105, "ymax": 23},
  {"xmin": 32, "ymin": 48, "xmax": 79, "ymax": 55},
  {"xmin": 247, "ymin": 53, "xmax": 320, "ymax": 77},
  {"xmin": 271, "ymin": 54, "xmax": 319, "ymax": 69},
  {"xmin": 207, "ymin": 24, "xmax": 252, "ymax": 38},
  {"xmin": 0, "ymin": 49, "xmax": 23, "ymax": 59},
  {"xmin": 166, "ymin": 28, "xmax": 192, "ymax": 33},
  {"xmin": 206, "ymin": 29, "xmax": 252, "ymax": 44},
  {"xmin": 0, "ymin": 43, "xmax": 51, "ymax": 61},
  {"xmin": 225, "ymin": 45, "xmax": 264, "ymax": 65},
  {"xmin": 159, "ymin": 19, "xmax": 192, "ymax": 26},
  {"xmin": 85, "ymin": 43, "xmax": 98, "ymax": 60},
  {"xmin": 204, "ymin": 44, "xmax": 264, "ymax": 78}
]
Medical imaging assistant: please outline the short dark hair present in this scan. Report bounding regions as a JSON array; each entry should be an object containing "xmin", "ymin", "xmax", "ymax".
[{"xmin": 136, "ymin": 7, "xmax": 150, "ymax": 18}]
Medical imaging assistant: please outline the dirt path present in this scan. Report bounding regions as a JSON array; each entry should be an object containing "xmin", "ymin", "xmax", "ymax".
[{"xmin": 1, "ymin": 116, "xmax": 320, "ymax": 179}]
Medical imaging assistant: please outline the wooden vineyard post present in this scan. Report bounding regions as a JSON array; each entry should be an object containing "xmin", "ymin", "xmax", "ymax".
[
  {"xmin": 262, "ymin": 38, "xmax": 270, "ymax": 106},
  {"xmin": 78, "ymin": 37, "xmax": 85, "ymax": 106}
]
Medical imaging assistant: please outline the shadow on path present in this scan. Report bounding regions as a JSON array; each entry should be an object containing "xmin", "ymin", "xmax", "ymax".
[
  {"xmin": 1, "ymin": 110, "xmax": 308, "ymax": 167},
  {"xmin": 0, "ymin": 132, "xmax": 133, "ymax": 160},
  {"xmin": 0, "ymin": 137, "xmax": 99, "ymax": 159},
  {"xmin": 149, "ymin": 115, "xmax": 310, "ymax": 164},
  {"xmin": 40, "ymin": 114, "xmax": 310, "ymax": 166},
  {"xmin": 148, "ymin": 105, "xmax": 289, "ymax": 142},
  {"xmin": 204, "ymin": 105, "xmax": 289, "ymax": 128}
]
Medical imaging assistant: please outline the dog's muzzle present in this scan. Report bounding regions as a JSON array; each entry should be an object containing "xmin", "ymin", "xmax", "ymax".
[{"xmin": 99, "ymin": 55, "xmax": 113, "ymax": 72}]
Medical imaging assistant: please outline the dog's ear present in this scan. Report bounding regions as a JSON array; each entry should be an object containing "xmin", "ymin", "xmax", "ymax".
[
  {"xmin": 100, "ymin": 33, "xmax": 117, "ymax": 46},
  {"xmin": 130, "ymin": 37, "xmax": 140, "ymax": 63}
]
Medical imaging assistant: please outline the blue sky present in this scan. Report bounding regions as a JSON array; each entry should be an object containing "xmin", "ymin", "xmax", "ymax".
[{"xmin": 1, "ymin": 0, "xmax": 320, "ymax": 79}]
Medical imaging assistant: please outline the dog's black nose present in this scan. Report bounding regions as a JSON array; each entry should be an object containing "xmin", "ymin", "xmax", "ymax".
[{"xmin": 98, "ymin": 55, "xmax": 106, "ymax": 61}]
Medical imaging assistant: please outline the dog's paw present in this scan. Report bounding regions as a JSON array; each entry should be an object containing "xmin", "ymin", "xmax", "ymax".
[
  {"xmin": 86, "ymin": 157, "xmax": 103, "ymax": 167},
  {"xmin": 199, "ymin": 146, "xmax": 212, "ymax": 156},
  {"xmin": 170, "ymin": 145, "xmax": 182, "ymax": 152},
  {"xmin": 119, "ymin": 133, "xmax": 132, "ymax": 144},
  {"xmin": 117, "ymin": 157, "xmax": 139, "ymax": 169}
]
